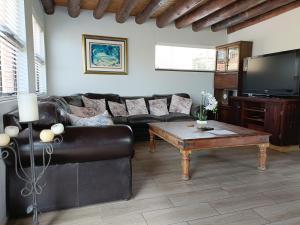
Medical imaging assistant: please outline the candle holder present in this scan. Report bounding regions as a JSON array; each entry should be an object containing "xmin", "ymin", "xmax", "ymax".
[{"xmin": 0, "ymin": 122, "xmax": 63, "ymax": 225}]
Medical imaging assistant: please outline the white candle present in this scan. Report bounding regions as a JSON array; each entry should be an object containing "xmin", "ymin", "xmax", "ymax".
[
  {"xmin": 17, "ymin": 93, "xmax": 39, "ymax": 122},
  {"xmin": 0, "ymin": 133, "xmax": 10, "ymax": 147},
  {"xmin": 4, "ymin": 126, "xmax": 19, "ymax": 137},
  {"xmin": 51, "ymin": 123, "xmax": 64, "ymax": 135},
  {"xmin": 40, "ymin": 130, "xmax": 55, "ymax": 143}
]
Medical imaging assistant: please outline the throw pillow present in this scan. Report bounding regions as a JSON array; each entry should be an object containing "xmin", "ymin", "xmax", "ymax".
[
  {"xmin": 148, "ymin": 98, "xmax": 169, "ymax": 116},
  {"xmin": 108, "ymin": 101, "xmax": 128, "ymax": 117},
  {"xmin": 68, "ymin": 111, "xmax": 114, "ymax": 126},
  {"xmin": 82, "ymin": 96, "xmax": 106, "ymax": 114},
  {"xmin": 69, "ymin": 105, "xmax": 97, "ymax": 118},
  {"xmin": 169, "ymin": 95, "xmax": 192, "ymax": 115},
  {"xmin": 125, "ymin": 98, "xmax": 148, "ymax": 116}
]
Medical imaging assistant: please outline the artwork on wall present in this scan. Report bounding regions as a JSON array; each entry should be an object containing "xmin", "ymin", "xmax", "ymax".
[{"xmin": 82, "ymin": 34, "xmax": 128, "ymax": 75}]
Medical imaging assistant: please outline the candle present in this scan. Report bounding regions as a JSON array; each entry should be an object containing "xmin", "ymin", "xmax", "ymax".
[
  {"xmin": 5, "ymin": 126, "xmax": 20, "ymax": 138},
  {"xmin": 17, "ymin": 93, "xmax": 39, "ymax": 122},
  {"xmin": 0, "ymin": 133, "xmax": 10, "ymax": 147},
  {"xmin": 51, "ymin": 123, "xmax": 64, "ymax": 135},
  {"xmin": 40, "ymin": 130, "xmax": 55, "ymax": 143}
]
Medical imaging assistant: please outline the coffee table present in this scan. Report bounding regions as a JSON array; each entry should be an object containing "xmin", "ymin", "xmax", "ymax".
[{"xmin": 148, "ymin": 120, "xmax": 270, "ymax": 180}]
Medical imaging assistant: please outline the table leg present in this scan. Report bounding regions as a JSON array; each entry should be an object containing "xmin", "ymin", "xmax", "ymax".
[
  {"xmin": 258, "ymin": 143, "xmax": 268, "ymax": 171},
  {"xmin": 149, "ymin": 130, "xmax": 156, "ymax": 153},
  {"xmin": 181, "ymin": 150, "xmax": 191, "ymax": 180}
]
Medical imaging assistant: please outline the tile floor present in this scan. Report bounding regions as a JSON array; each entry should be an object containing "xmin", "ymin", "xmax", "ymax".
[{"xmin": 8, "ymin": 141, "xmax": 300, "ymax": 225}]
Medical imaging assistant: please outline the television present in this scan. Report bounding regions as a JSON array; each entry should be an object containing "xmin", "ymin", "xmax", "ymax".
[{"xmin": 243, "ymin": 49, "xmax": 300, "ymax": 97}]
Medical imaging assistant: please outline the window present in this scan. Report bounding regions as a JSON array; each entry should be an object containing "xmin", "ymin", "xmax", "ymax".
[
  {"xmin": 155, "ymin": 44, "xmax": 216, "ymax": 72},
  {"xmin": 32, "ymin": 16, "xmax": 46, "ymax": 94},
  {"xmin": 0, "ymin": 0, "xmax": 27, "ymax": 98}
]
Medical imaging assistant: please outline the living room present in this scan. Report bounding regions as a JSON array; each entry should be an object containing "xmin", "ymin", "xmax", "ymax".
[{"xmin": 0, "ymin": 0, "xmax": 300, "ymax": 225}]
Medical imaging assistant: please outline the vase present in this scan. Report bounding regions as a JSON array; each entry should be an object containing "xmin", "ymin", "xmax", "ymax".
[{"xmin": 196, "ymin": 120, "xmax": 207, "ymax": 129}]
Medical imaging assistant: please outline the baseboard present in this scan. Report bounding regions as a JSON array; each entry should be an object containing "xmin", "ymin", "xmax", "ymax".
[{"xmin": 269, "ymin": 144, "xmax": 300, "ymax": 153}]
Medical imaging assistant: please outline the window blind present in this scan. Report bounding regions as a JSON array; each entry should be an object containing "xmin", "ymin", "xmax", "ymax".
[
  {"xmin": 32, "ymin": 16, "xmax": 46, "ymax": 94},
  {"xmin": 0, "ymin": 0, "xmax": 28, "ymax": 98}
]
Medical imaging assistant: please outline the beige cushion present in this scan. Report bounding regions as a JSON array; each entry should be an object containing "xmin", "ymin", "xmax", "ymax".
[
  {"xmin": 82, "ymin": 96, "xmax": 106, "ymax": 114},
  {"xmin": 125, "ymin": 98, "xmax": 148, "ymax": 116},
  {"xmin": 149, "ymin": 98, "xmax": 169, "ymax": 116},
  {"xmin": 169, "ymin": 95, "xmax": 192, "ymax": 115},
  {"xmin": 108, "ymin": 101, "xmax": 128, "ymax": 117},
  {"xmin": 68, "ymin": 111, "xmax": 113, "ymax": 126},
  {"xmin": 69, "ymin": 105, "xmax": 97, "ymax": 118}
]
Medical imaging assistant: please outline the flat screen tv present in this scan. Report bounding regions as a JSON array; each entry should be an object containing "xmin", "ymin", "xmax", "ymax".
[{"xmin": 243, "ymin": 49, "xmax": 300, "ymax": 97}]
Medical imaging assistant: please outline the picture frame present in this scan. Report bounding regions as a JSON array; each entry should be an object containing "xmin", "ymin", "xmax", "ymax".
[{"xmin": 82, "ymin": 34, "xmax": 128, "ymax": 75}]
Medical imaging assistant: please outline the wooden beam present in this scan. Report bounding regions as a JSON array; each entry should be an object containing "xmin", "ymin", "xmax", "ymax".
[
  {"xmin": 68, "ymin": 0, "xmax": 81, "ymax": 18},
  {"xmin": 135, "ymin": 0, "xmax": 165, "ymax": 24},
  {"xmin": 227, "ymin": 1, "xmax": 300, "ymax": 34},
  {"xmin": 40, "ymin": 0, "xmax": 55, "ymax": 15},
  {"xmin": 175, "ymin": 0, "xmax": 237, "ymax": 29},
  {"xmin": 116, "ymin": 0, "xmax": 139, "ymax": 23},
  {"xmin": 156, "ymin": 0, "xmax": 209, "ymax": 28},
  {"xmin": 93, "ymin": 0, "xmax": 111, "ymax": 19},
  {"xmin": 212, "ymin": 0, "xmax": 296, "ymax": 31},
  {"xmin": 192, "ymin": 0, "xmax": 266, "ymax": 31}
]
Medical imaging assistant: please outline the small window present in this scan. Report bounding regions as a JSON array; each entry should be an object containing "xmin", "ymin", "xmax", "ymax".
[
  {"xmin": 32, "ymin": 15, "xmax": 46, "ymax": 94},
  {"xmin": 155, "ymin": 44, "xmax": 216, "ymax": 72}
]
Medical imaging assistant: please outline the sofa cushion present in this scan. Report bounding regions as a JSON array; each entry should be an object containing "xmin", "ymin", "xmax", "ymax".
[
  {"xmin": 68, "ymin": 111, "xmax": 113, "ymax": 126},
  {"xmin": 34, "ymin": 102, "xmax": 60, "ymax": 128},
  {"xmin": 153, "ymin": 93, "xmax": 190, "ymax": 109},
  {"xmin": 82, "ymin": 96, "xmax": 106, "ymax": 114},
  {"xmin": 149, "ymin": 98, "xmax": 169, "ymax": 116},
  {"xmin": 112, "ymin": 116, "xmax": 128, "ymax": 124},
  {"xmin": 162, "ymin": 113, "xmax": 194, "ymax": 122},
  {"xmin": 121, "ymin": 96, "xmax": 155, "ymax": 112},
  {"xmin": 127, "ymin": 114, "xmax": 163, "ymax": 124},
  {"xmin": 169, "ymin": 95, "xmax": 192, "ymax": 115},
  {"xmin": 108, "ymin": 101, "xmax": 128, "ymax": 117},
  {"xmin": 126, "ymin": 98, "xmax": 148, "ymax": 116},
  {"xmin": 69, "ymin": 105, "xmax": 97, "ymax": 118},
  {"xmin": 63, "ymin": 95, "xmax": 83, "ymax": 107}
]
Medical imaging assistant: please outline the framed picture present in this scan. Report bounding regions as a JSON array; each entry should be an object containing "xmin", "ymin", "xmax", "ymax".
[{"xmin": 82, "ymin": 34, "xmax": 128, "ymax": 75}]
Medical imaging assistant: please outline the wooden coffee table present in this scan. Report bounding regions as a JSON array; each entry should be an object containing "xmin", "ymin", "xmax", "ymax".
[{"xmin": 149, "ymin": 120, "xmax": 270, "ymax": 180}]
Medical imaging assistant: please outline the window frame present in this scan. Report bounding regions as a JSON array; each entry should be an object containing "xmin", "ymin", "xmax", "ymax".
[{"xmin": 155, "ymin": 43, "xmax": 216, "ymax": 73}]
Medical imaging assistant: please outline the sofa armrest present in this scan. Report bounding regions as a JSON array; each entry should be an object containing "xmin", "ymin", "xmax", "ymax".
[{"xmin": 4, "ymin": 125, "xmax": 134, "ymax": 167}]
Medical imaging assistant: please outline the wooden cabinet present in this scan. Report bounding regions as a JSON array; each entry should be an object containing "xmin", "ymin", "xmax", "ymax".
[
  {"xmin": 231, "ymin": 96, "xmax": 300, "ymax": 146},
  {"xmin": 214, "ymin": 41, "xmax": 253, "ymax": 124}
]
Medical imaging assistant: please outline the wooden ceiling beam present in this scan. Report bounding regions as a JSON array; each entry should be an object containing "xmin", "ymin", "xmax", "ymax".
[
  {"xmin": 227, "ymin": 0, "xmax": 300, "ymax": 34},
  {"xmin": 192, "ymin": 0, "xmax": 267, "ymax": 31},
  {"xmin": 40, "ymin": 0, "xmax": 55, "ymax": 14},
  {"xmin": 68, "ymin": 0, "xmax": 81, "ymax": 18},
  {"xmin": 135, "ymin": 0, "xmax": 165, "ymax": 24},
  {"xmin": 156, "ymin": 0, "xmax": 209, "ymax": 28},
  {"xmin": 175, "ymin": 0, "xmax": 237, "ymax": 29},
  {"xmin": 212, "ymin": 0, "xmax": 296, "ymax": 31},
  {"xmin": 93, "ymin": 0, "xmax": 111, "ymax": 19},
  {"xmin": 116, "ymin": 0, "xmax": 139, "ymax": 23}
]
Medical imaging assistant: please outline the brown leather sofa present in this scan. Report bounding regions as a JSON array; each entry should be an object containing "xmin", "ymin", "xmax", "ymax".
[
  {"xmin": 3, "ymin": 92, "xmax": 196, "ymax": 218},
  {"xmin": 3, "ymin": 102, "xmax": 134, "ymax": 218}
]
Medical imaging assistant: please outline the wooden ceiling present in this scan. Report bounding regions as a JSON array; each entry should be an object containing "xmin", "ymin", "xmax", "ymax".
[{"xmin": 41, "ymin": 0, "xmax": 300, "ymax": 33}]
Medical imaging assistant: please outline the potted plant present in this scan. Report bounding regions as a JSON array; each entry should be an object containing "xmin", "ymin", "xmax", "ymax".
[{"xmin": 196, "ymin": 91, "xmax": 218, "ymax": 129}]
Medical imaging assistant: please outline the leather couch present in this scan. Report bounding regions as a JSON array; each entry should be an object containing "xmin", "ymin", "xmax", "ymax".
[
  {"xmin": 60, "ymin": 93, "xmax": 197, "ymax": 141},
  {"xmin": 3, "ymin": 102, "xmax": 134, "ymax": 218}
]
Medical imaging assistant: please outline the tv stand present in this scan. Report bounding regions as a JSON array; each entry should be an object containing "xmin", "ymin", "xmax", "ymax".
[{"xmin": 229, "ymin": 96, "xmax": 300, "ymax": 146}]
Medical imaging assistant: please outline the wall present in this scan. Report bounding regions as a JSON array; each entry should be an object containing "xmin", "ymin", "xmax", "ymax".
[
  {"xmin": 228, "ymin": 7, "xmax": 300, "ymax": 56},
  {"xmin": 46, "ymin": 7, "xmax": 227, "ymax": 102},
  {"xmin": 0, "ymin": 1, "xmax": 45, "ymax": 224}
]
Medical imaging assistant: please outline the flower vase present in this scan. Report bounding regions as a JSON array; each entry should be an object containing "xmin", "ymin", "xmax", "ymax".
[{"xmin": 196, "ymin": 120, "xmax": 207, "ymax": 129}]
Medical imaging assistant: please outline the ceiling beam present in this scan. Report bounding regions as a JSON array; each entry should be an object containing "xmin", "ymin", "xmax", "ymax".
[
  {"xmin": 68, "ymin": 0, "xmax": 81, "ymax": 18},
  {"xmin": 40, "ymin": 0, "xmax": 55, "ymax": 15},
  {"xmin": 135, "ymin": 0, "xmax": 165, "ymax": 24},
  {"xmin": 192, "ymin": 0, "xmax": 266, "ymax": 31},
  {"xmin": 116, "ymin": 0, "xmax": 139, "ymax": 23},
  {"xmin": 156, "ymin": 0, "xmax": 209, "ymax": 28},
  {"xmin": 212, "ymin": 0, "xmax": 296, "ymax": 31},
  {"xmin": 227, "ymin": 0, "xmax": 300, "ymax": 34},
  {"xmin": 93, "ymin": 0, "xmax": 111, "ymax": 19},
  {"xmin": 175, "ymin": 0, "xmax": 237, "ymax": 29}
]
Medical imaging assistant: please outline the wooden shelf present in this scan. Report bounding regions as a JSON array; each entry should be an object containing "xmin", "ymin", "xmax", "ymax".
[
  {"xmin": 246, "ymin": 117, "xmax": 265, "ymax": 123},
  {"xmin": 244, "ymin": 108, "xmax": 266, "ymax": 113}
]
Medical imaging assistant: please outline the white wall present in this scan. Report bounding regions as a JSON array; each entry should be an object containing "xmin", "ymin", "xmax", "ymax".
[
  {"xmin": 228, "ymin": 7, "xmax": 300, "ymax": 56},
  {"xmin": 46, "ymin": 7, "xmax": 227, "ymax": 102},
  {"xmin": 0, "ymin": 1, "xmax": 45, "ymax": 224}
]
